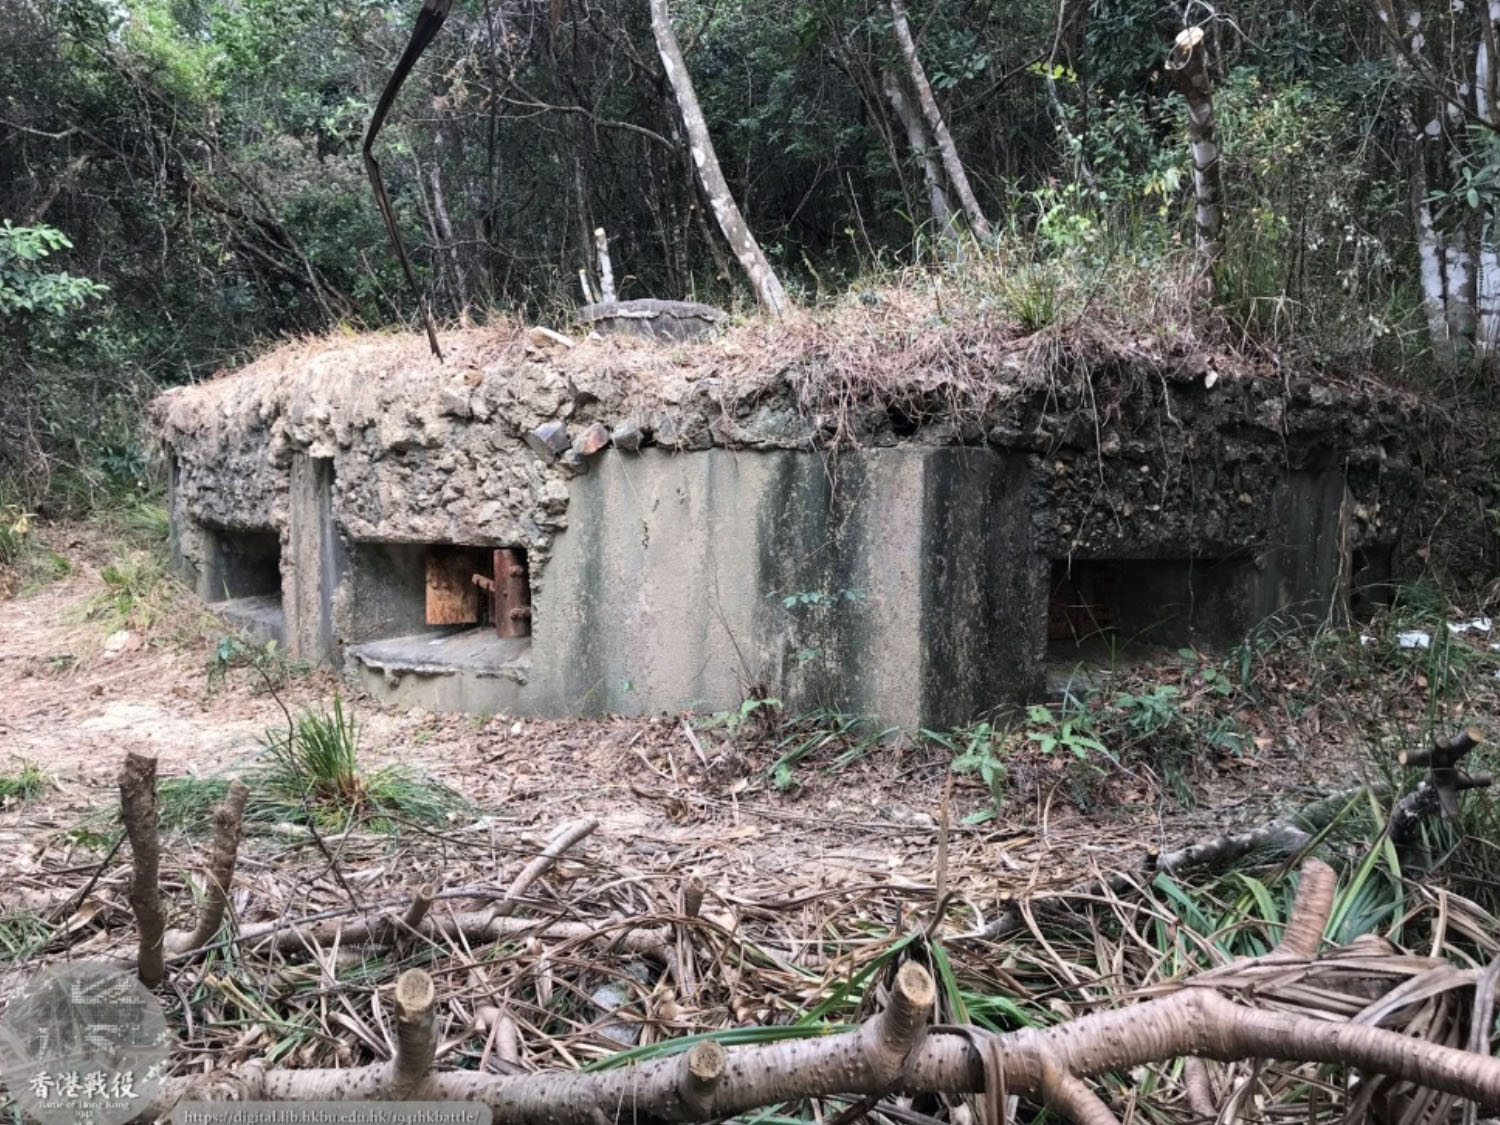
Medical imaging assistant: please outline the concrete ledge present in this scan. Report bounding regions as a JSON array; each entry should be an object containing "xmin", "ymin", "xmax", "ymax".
[
  {"xmin": 349, "ymin": 631, "xmax": 529, "ymax": 714},
  {"xmin": 214, "ymin": 595, "xmax": 285, "ymax": 646}
]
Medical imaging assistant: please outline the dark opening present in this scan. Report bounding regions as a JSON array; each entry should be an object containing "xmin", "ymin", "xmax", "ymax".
[
  {"xmin": 1350, "ymin": 545, "xmax": 1394, "ymax": 621},
  {"xmin": 887, "ymin": 404, "xmax": 921, "ymax": 437},
  {"xmin": 1048, "ymin": 556, "xmax": 1248, "ymax": 658},
  {"xmin": 204, "ymin": 526, "xmax": 284, "ymax": 645},
  {"xmin": 209, "ymin": 528, "xmax": 282, "ymax": 602}
]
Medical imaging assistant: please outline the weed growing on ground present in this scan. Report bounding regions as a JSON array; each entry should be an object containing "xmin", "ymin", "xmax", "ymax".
[
  {"xmin": 82, "ymin": 551, "xmax": 173, "ymax": 630},
  {"xmin": 256, "ymin": 696, "xmax": 471, "ymax": 832},
  {"xmin": 763, "ymin": 711, "xmax": 895, "ymax": 791},
  {"xmin": 205, "ymin": 634, "xmax": 310, "ymax": 695},
  {"xmin": 0, "ymin": 759, "xmax": 47, "ymax": 808},
  {"xmin": 105, "ymin": 495, "xmax": 170, "ymax": 548},
  {"xmin": 927, "ymin": 721, "xmax": 1009, "ymax": 822},
  {"xmin": 78, "ymin": 698, "xmax": 474, "ymax": 838},
  {"xmin": 0, "ymin": 910, "xmax": 54, "ymax": 962}
]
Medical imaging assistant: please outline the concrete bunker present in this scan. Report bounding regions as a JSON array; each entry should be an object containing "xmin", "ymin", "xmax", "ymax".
[{"xmin": 152, "ymin": 320, "xmax": 1425, "ymax": 730}]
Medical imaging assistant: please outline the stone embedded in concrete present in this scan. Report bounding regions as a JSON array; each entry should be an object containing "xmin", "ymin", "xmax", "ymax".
[
  {"xmin": 611, "ymin": 422, "xmax": 643, "ymax": 452},
  {"xmin": 652, "ymin": 415, "xmax": 680, "ymax": 448},
  {"xmin": 525, "ymin": 421, "xmax": 571, "ymax": 460},
  {"xmin": 573, "ymin": 422, "xmax": 612, "ymax": 456}
]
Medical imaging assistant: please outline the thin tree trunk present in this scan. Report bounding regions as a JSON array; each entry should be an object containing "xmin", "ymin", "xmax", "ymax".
[
  {"xmin": 887, "ymin": 0, "xmax": 991, "ymax": 241},
  {"xmin": 649, "ymin": 0, "xmax": 787, "ymax": 315},
  {"xmin": 1477, "ymin": 239, "xmax": 1500, "ymax": 362},
  {"xmin": 1401, "ymin": 87, "xmax": 1458, "ymax": 373},
  {"xmin": 1166, "ymin": 27, "xmax": 1224, "ymax": 272},
  {"xmin": 429, "ymin": 130, "xmax": 469, "ymax": 316},
  {"xmin": 1446, "ymin": 231, "xmax": 1477, "ymax": 355},
  {"xmin": 881, "ymin": 68, "xmax": 953, "ymax": 234},
  {"xmin": 1413, "ymin": 184, "xmax": 1458, "ymax": 373}
]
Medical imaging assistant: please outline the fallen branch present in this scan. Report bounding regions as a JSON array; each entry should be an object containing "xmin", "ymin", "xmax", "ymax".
[
  {"xmin": 227, "ymin": 908, "xmax": 672, "ymax": 961},
  {"xmin": 120, "ymin": 752, "xmax": 165, "ymax": 987},
  {"xmin": 965, "ymin": 784, "xmax": 1364, "ymax": 942},
  {"xmin": 1394, "ymin": 726, "xmax": 1489, "ymax": 831},
  {"xmin": 144, "ymin": 859, "xmax": 1500, "ymax": 1125},
  {"xmin": 403, "ymin": 883, "xmax": 437, "ymax": 931},
  {"xmin": 145, "ymin": 951, "xmax": 1500, "ymax": 1125},
  {"xmin": 171, "ymin": 779, "xmax": 249, "ymax": 954},
  {"xmin": 390, "ymin": 969, "xmax": 437, "ymax": 1098},
  {"xmin": 489, "ymin": 817, "xmax": 597, "ymax": 922}
]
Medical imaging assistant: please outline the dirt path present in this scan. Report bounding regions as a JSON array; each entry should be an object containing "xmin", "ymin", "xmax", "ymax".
[{"xmin": 0, "ymin": 525, "xmax": 1351, "ymax": 914}]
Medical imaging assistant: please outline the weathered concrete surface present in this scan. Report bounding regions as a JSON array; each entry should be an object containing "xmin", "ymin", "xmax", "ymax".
[
  {"xmin": 519, "ymin": 447, "xmax": 1038, "ymax": 727},
  {"xmin": 285, "ymin": 454, "xmax": 346, "ymax": 664},
  {"xmin": 576, "ymin": 298, "xmax": 727, "ymax": 340},
  {"xmin": 214, "ymin": 594, "xmax": 284, "ymax": 646},
  {"xmin": 349, "ymin": 631, "xmax": 528, "ymax": 713},
  {"xmin": 152, "ymin": 319, "xmax": 1429, "ymax": 728}
]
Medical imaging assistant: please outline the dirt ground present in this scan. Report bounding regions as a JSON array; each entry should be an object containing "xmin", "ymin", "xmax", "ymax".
[{"xmin": 0, "ymin": 522, "xmax": 1375, "ymax": 923}]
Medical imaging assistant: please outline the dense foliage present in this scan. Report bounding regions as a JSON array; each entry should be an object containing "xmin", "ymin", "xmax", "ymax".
[{"xmin": 0, "ymin": 0, "xmax": 1490, "ymax": 506}]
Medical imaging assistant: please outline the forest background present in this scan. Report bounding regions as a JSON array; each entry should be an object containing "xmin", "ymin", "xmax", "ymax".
[{"xmin": 3, "ymin": 0, "xmax": 1498, "ymax": 512}]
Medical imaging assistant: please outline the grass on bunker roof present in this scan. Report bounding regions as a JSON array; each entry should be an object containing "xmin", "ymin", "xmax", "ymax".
[
  {"xmin": 3, "ymin": 520, "xmax": 1500, "ymax": 1121},
  {"xmin": 190, "ymin": 247, "xmax": 1381, "ymax": 428}
]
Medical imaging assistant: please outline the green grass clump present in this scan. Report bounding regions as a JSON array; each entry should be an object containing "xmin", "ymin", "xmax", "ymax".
[
  {"xmin": 255, "ymin": 696, "xmax": 471, "ymax": 832},
  {"xmin": 81, "ymin": 697, "xmax": 473, "ymax": 839},
  {"xmin": 0, "ymin": 910, "xmax": 54, "ymax": 962},
  {"xmin": 0, "ymin": 759, "xmax": 47, "ymax": 807},
  {"xmin": 83, "ymin": 552, "xmax": 175, "ymax": 630}
]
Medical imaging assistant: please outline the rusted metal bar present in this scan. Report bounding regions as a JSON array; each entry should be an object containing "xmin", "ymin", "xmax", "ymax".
[{"xmin": 494, "ymin": 548, "xmax": 531, "ymax": 638}]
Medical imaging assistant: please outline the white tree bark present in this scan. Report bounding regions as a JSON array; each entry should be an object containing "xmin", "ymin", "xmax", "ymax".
[
  {"xmin": 649, "ymin": 0, "xmax": 788, "ymax": 315},
  {"xmin": 1385, "ymin": 2, "xmax": 1500, "ymax": 371},
  {"xmin": 1165, "ymin": 27, "xmax": 1223, "ymax": 272},
  {"xmin": 1414, "ymin": 190, "xmax": 1455, "ymax": 372},
  {"xmin": 1445, "ymin": 236, "xmax": 1477, "ymax": 350},
  {"xmin": 881, "ymin": 68, "xmax": 954, "ymax": 235},
  {"xmin": 887, "ymin": 0, "xmax": 991, "ymax": 240},
  {"xmin": 1477, "ymin": 242, "xmax": 1500, "ymax": 357}
]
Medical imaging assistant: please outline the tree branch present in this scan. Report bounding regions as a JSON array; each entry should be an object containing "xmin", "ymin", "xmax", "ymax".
[{"xmin": 119, "ymin": 752, "xmax": 165, "ymax": 988}]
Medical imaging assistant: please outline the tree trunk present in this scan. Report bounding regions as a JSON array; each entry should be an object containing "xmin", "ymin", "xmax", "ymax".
[
  {"xmin": 428, "ymin": 130, "xmax": 469, "ymax": 316},
  {"xmin": 881, "ymin": 68, "xmax": 953, "ymax": 235},
  {"xmin": 1165, "ymin": 27, "xmax": 1224, "ymax": 273},
  {"xmin": 649, "ymin": 0, "xmax": 787, "ymax": 315},
  {"xmin": 1477, "ymin": 240, "xmax": 1500, "ymax": 360},
  {"xmin": 119, "ymin": 752, "xmax": 165, "ymax": 988},
  {"xmin": 1446, "ymin": 231, "xmax": 1477, "ymax": 354},
  {"xmin": 887, "ymin": 0, "xmax": 991, "ymax": 241}
]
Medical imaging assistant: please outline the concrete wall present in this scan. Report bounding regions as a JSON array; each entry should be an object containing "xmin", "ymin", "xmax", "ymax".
[
  {"xmin": 183, "ymin": 440, "xmax": 1351, "ymax": 729},
  {"xmin": 522, "ymin": 447, "xmax": 1042, "ymax": 728}
]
